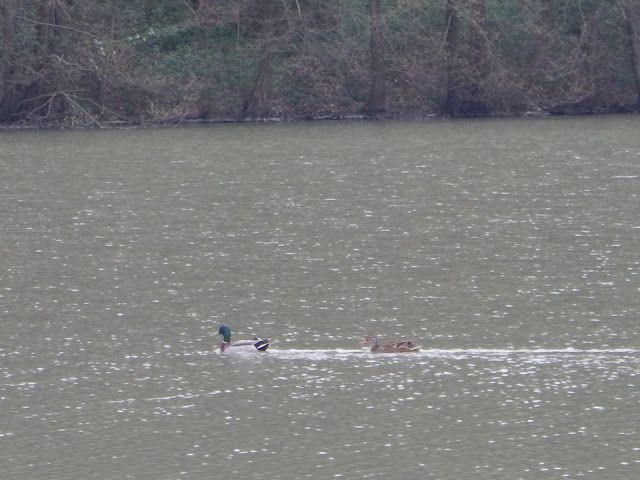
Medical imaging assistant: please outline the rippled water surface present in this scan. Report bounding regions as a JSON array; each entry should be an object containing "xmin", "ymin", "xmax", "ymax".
[{"xmin": 1, "ymin": 117, "xmax": 639, "ymax": 479}]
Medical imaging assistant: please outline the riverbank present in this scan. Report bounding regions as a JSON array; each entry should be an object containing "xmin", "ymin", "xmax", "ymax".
[
  {"xmin": 3, "ymin": 106, "xmax": 639, "ymax": 130},
  {"xmin": 3, "ymin": 2, "xmax": 640, "ymax": 131}
]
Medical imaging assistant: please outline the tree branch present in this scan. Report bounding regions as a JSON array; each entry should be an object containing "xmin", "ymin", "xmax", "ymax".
[
  {"xmin": 181, "ymin": 0, "xmax": 197, "ymax": 17},
  {"xmin": 16, "ymin": 15, "xmax": 99, "ymax": 39}
]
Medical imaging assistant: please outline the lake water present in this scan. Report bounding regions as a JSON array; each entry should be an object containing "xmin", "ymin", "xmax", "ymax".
[{"xmin": 1, "ymin": 116, "xmax": 639, "ymax": 479}]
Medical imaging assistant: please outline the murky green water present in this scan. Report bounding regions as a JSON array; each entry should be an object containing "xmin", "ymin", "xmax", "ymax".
[{"xmin": 1, "ymin": 116, "xmax": 639, "ymax": 479}]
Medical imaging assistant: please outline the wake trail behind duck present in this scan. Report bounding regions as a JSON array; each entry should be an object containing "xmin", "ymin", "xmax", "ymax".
[{"xmin": 266, "ymin": 348, "xmax": 638, "ymax": 361}]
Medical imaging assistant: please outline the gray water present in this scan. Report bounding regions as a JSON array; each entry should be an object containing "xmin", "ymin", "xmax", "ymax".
[{"xmin": 1, "ymin": 116, "xmax": 639, "ymax": 479}]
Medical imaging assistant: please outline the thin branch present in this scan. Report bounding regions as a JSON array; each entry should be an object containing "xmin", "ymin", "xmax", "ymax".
[
  {"xmin": 181, "ymin": 0, "xmax": 197, "ymax": 17},
  {"xmin": 61, "ymin": 92, "xmax": 103, "ymax": 128},
  {"xmin": 17, "ymin": 92, "xmax": 58, "ymax": 108},
  {"xmin": 617, "ymin": 0, "xmax": 628, "ymax": 21},
  {"xmin": 67, "ymin": 92, "xmax": 128, "ymax": 122},
  {"xmin": 16, "ymin": 16, "xmax": 99, "ymax": 39},
  {"xmin": 29, "ymin": 94, "xmax": 56, "ymax": 118},
  {"xmin": 294, "ymin": 0, "xmax": 304, "ymax": 22},
  {"xmin": 438, "ymin": 8, "xmax": 454, "ymax": 57},
  {"xmin": 17, "ymin": 90, "xmax": 127, "ymax": 127}
]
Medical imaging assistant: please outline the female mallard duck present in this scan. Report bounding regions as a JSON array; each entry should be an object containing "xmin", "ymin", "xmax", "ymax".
[
  {"xmin": 218, "ymin": 325, "xmax": 269, "ymax": 353},
  {"xmin": 361, "ymin": 335, "xmax": 420, "ymax": 353}
]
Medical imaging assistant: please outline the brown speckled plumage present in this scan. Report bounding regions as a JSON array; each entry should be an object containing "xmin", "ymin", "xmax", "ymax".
[{"xmin": 362, "ymin": 335, "xmax": 420, "ymax": 353}]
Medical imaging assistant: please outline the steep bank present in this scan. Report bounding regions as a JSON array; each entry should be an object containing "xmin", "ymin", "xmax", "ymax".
[{"xmin": 1, "ymin": 1, "xmax": 639, "ymax": 128}]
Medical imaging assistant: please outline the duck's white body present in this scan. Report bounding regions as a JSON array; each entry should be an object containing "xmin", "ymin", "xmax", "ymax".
[
  {"xmin": 220, "ymin": 338, "xmax": 270, "ymax": 353},
  {"xmin": 218, "ymin": 325, "xmax": 269, "ymax": 353}
]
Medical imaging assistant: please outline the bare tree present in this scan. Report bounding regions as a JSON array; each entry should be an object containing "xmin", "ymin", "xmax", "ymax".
[
  {"xmin": 37, "ymin": 0, "xmax": 67, "ymax": 54},
  {"xmin": 441, "ymin": 0, "xmax": 459, "ymax": 116},
  {"xmin": 440, "ymin": 0, "xmax": 489, "ymax": 116},
  {"xmin": 467, "ymin": 0, "xmax": 489, "ymax": 115},
  {"xmin": 366, "ymin": 0, "xmax": 387, "ymax": 116},
  {"xmin": 0, "ymin": 0, "xmax": 18, "ymax": 120},
  {"xmin": 619, "ymin": 0, "xmax": 640, "ymax": 109},
  {"xmin": 241, "ymin": 0, "xmax": 283, "ymax": 119}
]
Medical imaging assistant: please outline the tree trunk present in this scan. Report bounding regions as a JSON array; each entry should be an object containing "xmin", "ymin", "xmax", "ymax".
[
  {"xmin": 242, "ymin": 41, "xmax": 274, "ymax": 119},
  {"xmin": 0, "ymin": 0, "xmax": 17, "ymax": 120},
  {"xmin": 441, "ymin": 0, "xmax": 489, "ymax": 116},
  {"xmin": 540, "ymin": 0, "xmax": 554, "ymax": 26},
  {"xmin": 37, "ymin": 0, "xmax": 61, "ymax": 54},
  {"xmin": 582, "ymin": 6, "xmax": 601, "ymax": 103},
  {"xmin": 110, "ymin": 0, "xmax": 120, "ymax": 40},
  {"xmin": 241, "ymin": 0, "xmax": 280, "ymax": 119},
  {"xmin": 564, "ymin": 3, "xmax": 603, "ymax": 112},
  {"xmin": 621, "ymin": 1, "xmax": 640, "ymax": 109},
  {"xmin": 441, "ymin": 0, "xmax": 459, "ymax": 116},
  {"xmin": 466, "ymin": 0, "xmax": 489, "ymax": 115},
  {"xmin": 366, "ymin": 0, "xmax": 386, "ymax": 116}
]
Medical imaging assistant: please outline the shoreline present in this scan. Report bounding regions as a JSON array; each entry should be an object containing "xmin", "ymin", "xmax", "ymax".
[{"xmin": 1, "ymin": 108, "xmax": 637, "ymax": 131}]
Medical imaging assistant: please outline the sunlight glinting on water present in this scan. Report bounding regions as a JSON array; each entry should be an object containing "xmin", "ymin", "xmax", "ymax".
[
  {"xmin": 263, "ymin": 347, "xmax": 638, "ymax": 361},
  {"xmin": 2, "ymin": 117, "xmax": 640, "ymax": 479}
]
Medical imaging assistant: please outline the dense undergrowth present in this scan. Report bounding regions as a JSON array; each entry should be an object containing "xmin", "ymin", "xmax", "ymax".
[{"xmin": 1, "ymin": 1, "xmax": 639, "ymax": 127}]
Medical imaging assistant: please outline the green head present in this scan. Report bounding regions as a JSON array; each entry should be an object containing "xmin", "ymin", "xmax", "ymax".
[{"xmin": 218, "ymin": 325, "xmax": 231, "ymax": 343}]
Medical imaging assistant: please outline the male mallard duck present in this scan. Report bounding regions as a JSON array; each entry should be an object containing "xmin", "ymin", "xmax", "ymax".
[
  {"xmin": 218, "ymin": 325, "xmax": 269, "ymax": 353},
  {"xmin": 361, "ymin": 335, "xmax": 420, "ymax": 353}
]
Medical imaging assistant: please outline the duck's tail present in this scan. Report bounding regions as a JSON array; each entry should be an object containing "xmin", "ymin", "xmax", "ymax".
[{"xmin": 254, "ymin": 339, "xmax": 270, "ymax": 352}]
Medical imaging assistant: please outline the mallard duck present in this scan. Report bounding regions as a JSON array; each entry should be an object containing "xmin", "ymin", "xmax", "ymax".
[
  {"xmin": 361, "ymin": 335, "xmax": 420, "ymax": 353},
  {"xmin": 218, "ymin": 325, "xmax": 269, "ymax": 353}
]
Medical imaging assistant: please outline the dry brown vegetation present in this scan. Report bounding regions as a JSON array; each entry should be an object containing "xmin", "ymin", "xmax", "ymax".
[{"xmin": 1, "ymin": 0, "xmax": 639, "ymax": 126}]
